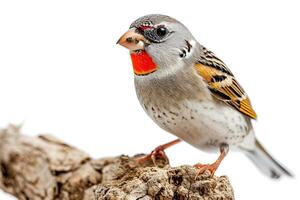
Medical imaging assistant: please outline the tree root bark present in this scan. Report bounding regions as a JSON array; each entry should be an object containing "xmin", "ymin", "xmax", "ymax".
[{"xmin": 0, "ymin": 125, "xmax": 234, "ymax": 200}]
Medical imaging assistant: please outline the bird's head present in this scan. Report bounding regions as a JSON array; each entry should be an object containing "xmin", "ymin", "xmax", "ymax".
[{"xmin": 117, "ymin": 14, "xmax": 197, "ymax": 77}]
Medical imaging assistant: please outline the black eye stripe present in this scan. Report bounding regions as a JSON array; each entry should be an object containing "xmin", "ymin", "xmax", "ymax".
[{"xmin": 141, "ymin": 25, "xmax": 170, "ymax": 43}]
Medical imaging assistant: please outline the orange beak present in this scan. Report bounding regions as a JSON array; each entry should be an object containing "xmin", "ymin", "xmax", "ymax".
[{"xmin": 117, "ymin": 28, "xmax": 149, "ymax": 51}]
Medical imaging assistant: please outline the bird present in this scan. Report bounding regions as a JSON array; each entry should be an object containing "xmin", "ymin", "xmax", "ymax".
[{"xmin": 117, "ymin": 14, "xmax": 292, "ymax": 179}]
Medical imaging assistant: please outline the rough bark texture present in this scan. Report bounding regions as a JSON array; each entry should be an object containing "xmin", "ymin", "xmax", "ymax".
[{"xmin": 0, "ymin": 125, "xmax": 234, "ymax": 200}]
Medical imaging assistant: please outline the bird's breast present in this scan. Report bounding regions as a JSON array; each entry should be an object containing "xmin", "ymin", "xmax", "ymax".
[
  {"xmin": 134, "ymin": 66, "xmax": 211, "ymax": 109},
  {"xmin": 141, "ymin": 99, "xmax": 252, "ymax": 152}
]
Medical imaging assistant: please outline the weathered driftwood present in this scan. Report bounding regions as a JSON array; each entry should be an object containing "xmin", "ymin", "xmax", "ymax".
[{"xmin": 0, "ymin": 125, "xmax": 234, "ymax": 200}]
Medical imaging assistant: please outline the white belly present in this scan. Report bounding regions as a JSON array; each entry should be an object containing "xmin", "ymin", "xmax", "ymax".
[{"xmin": 144, "ymin": 100, "xmax": 252, "ymax": 152}]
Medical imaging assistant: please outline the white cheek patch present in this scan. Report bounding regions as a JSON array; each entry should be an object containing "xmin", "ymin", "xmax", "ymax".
[
  {"xmin": 187, "ymin": 39, "xmax": 196, "ymax": 57},
  {"xmin": 179, "ymin": 39, "xmax": 196, "ymax": 59},
  {"xmin": 137, "ymin": 41, "xmax": 145, "ymax": 49}
]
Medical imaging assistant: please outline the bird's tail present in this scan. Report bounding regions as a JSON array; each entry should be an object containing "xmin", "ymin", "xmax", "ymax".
[{"xmin": 244, "ymin": 139, "xmax": 293, "ymax": 179}]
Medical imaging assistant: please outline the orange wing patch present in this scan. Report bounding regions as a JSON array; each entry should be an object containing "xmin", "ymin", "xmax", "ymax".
[
  {"xmin": 195, "ymin": 63, "xmax": 257, "ymax": 119},
  {"xmin": 240, "ymin": 98, "xmax": 257, "ymax": 119}
]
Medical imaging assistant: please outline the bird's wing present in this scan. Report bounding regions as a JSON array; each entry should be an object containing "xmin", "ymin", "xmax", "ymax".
[{"xmin": 195, "ymin": 46, "xmax": 257, "ymax": 119}]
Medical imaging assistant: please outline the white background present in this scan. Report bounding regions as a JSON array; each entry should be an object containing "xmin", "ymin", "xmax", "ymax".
[{"xmin": 0, "ymin": 0, "xmax": 299, "ymax": 199}]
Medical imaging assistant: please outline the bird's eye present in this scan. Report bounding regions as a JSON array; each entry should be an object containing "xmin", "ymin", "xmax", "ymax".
[
  {"xmin": 156, "ymin": 27, "xmax": 168, "ymax": 37},
  {"xmin": 142, "ymin": 25, "xmax": 170, "ymax": 43}
]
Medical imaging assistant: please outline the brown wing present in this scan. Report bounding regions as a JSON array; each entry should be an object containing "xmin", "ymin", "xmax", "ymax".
[{"xmin": 195, "ymin": 46, "xmax": 257, "ymax": 119}]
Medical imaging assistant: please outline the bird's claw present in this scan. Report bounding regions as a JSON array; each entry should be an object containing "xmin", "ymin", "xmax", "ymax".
[
  {"xmin": 194, "ymin": 144, "xmax": 228, "ymax": 178},
  {"xmin": 136, "ymin": 145, "xmax": 169, "ymax": 166},
  {"xmin": 194, "ymin": 162, "xmax": 219, "ymax": 178}
]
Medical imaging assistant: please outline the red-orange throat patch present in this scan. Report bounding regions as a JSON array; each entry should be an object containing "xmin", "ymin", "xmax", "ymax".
[{"xmin": 130, "ymin": 51, "xmax": 157, "ymax": 75}]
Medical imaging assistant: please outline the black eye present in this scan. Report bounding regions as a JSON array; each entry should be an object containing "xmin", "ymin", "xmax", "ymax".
[
  {"xmin": 142, "ymin": 26, "xmax": 170, "ymax": 43},
  {"xmin": 156, "ymin": 27, "xmax": 168, "ymax": 37}
]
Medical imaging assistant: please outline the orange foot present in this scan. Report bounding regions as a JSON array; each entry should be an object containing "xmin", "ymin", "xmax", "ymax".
[
  {"xmin": 194, "ymin": 162, "xmax": 220, "ymax": 176},
  {"xmin": 136, "ymin": 139, "xmax": 181, "ymax": 166},
  {"xmin": 194, "ymin": 143, "xmax": 229, "ymax": 176}
]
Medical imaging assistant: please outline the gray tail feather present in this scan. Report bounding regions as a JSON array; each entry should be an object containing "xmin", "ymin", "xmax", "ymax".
[{"xmin": 245, "ymin": 139, "xmax": 293, "ymax": 179}]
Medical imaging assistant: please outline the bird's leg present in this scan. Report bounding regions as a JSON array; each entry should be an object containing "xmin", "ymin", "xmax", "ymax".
[
  {"xmin": 136, "ymin": 138, "xmax": 181, "ymax": 166},
  {"xmin": 194, "ymin": 143, "xmax": 229, "ymax": 176}
]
